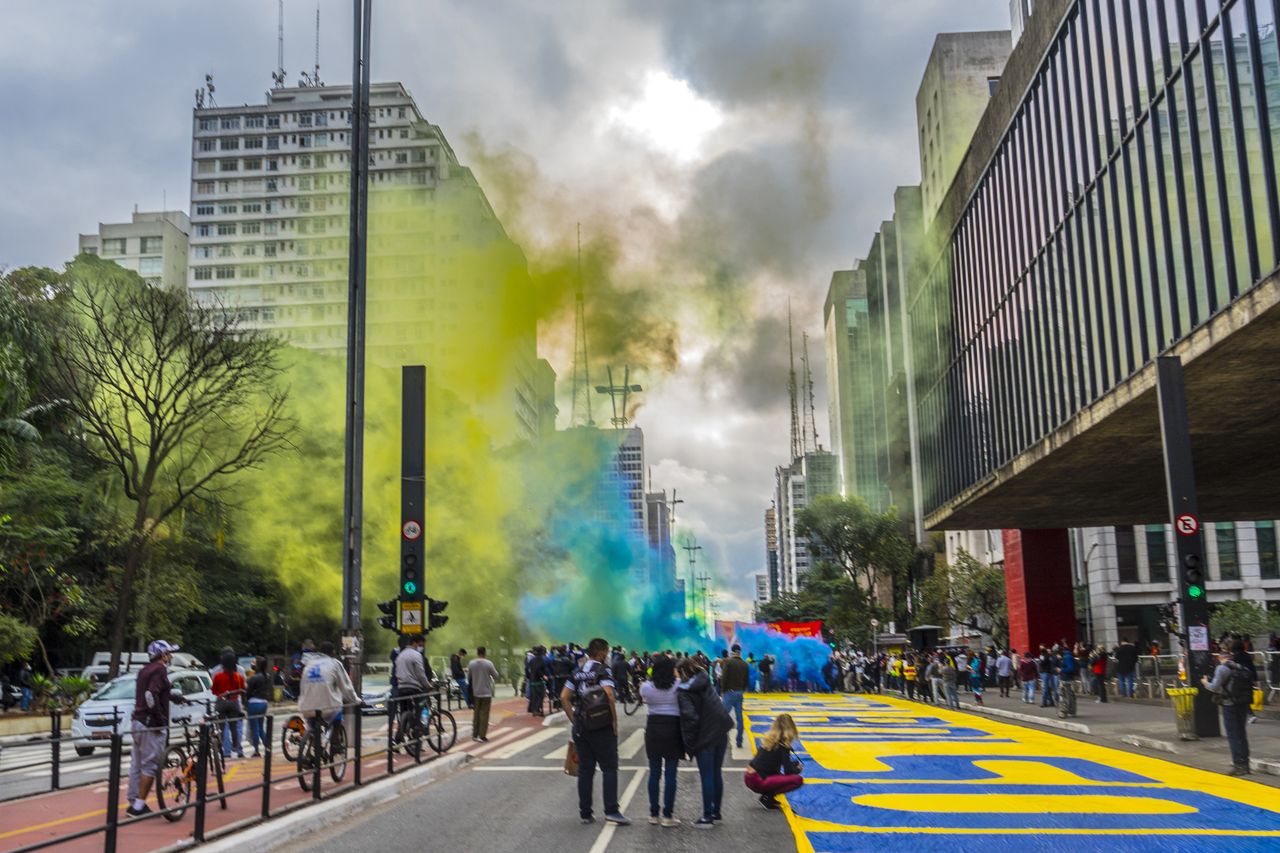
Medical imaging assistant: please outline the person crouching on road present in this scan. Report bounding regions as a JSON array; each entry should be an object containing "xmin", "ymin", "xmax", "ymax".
[
  {"xmin": 677, "ymin": 657, "xmax": 734, "ymax": 829},
  {"xmin": 641, "ymin": 655, "xmax": 682, "ymax": 827},
  {"xmin": 126, "ymin": 640, "xmax": 187, "ymax": 817},
  {"xmin": 744, "ymin": 713, "xmax": 804, "ymax": 809}
]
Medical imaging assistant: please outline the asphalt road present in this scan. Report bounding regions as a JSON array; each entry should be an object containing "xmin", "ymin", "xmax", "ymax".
[{"xmin": 276, "ymin": 707, "xmax": 797, "ymax": 853}]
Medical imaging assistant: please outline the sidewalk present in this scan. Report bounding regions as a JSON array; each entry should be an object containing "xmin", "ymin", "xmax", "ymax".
[
  {"xmin": 0, "ymin": 697, "xmax": 527, "ymax": 853},
  {"xmin": 913, "ymin": 683, "xmax": 1280, "ymax": 784}
]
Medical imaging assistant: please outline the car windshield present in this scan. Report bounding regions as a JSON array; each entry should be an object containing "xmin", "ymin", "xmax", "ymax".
[
  {"xmin": 92, "ymin": 678, "xmax": 138, "ymax": 701},
  {"xmin": 363, "ymin": 676, "xmax": 390, "ymax": 693}
]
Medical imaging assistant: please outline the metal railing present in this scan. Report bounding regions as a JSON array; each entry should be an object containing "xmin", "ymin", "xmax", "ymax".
[{"xmin": 4, "ymin": 686, "xmax": 457, "ymax": 853}]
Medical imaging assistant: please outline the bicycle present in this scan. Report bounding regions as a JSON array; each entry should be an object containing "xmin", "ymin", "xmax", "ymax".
[
  {"xmin": 280, "ymin": 713, "xmax": 306, "ymax": 762},
  {"xmin": 155, "ymin": 715, "xmax": 226, "ymax": 822},
  {"xmin": 297, "ymin": 713, "xmax": 347, "ymax": 792},
  {"xmin": 392, "ymin": 692, "xmax": 457, "ymax": 758},
  {"xmin": 617, "ymin": 681, "xmax": 643, "ymax": 717}
]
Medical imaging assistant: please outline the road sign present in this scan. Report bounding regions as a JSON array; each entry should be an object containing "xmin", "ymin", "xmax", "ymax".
[
  {"xmin": 399, "ymin": 600, "xmax": 423, "ymax": 634},
  {"xmin": 1175, "ymin": 513, "xmax": 1199, "ymax": 536},
  {"xmin": 402, "ymin": 519, "xmax": 422, "ymax": 541}
]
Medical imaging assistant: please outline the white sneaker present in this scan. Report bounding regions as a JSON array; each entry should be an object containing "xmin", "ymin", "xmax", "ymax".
[
  {"xmin": 648, "ymin": 815, "xmax": 660, "ymax": 825},
  {"xmin": 661, "ymin": 816, "xmax": 681, "ymax": 828}
]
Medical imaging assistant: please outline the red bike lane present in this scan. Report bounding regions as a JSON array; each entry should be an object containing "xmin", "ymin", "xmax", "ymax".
[{"xmin": 0, "ymin": 698, "xmax": 532, "ymax": 853}]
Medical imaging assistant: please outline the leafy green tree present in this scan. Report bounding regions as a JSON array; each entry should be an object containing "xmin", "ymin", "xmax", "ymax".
[
  {"xmin": 795, "ymin": 495, "xmax": 914, "ymax": 615},
  {"xmin": 47, "ymin": 257, "xmax": 292, "ymax": 676},
  {"xmin": 919, "ymin": 548, "xmax": 1009, "ymax": 648},
  {"xmin": 1210, "ymin": 599, "xmax": 1280, "ymax": 639},
  {"xmin": 0, "ymin": 612, "xmax": 38, "ymax": 666},
  {"xmin": 756, "ymin": 561, "xmax": 877, "ymax": 648}
]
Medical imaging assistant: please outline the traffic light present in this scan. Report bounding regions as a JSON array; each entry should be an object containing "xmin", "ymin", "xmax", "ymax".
[
  {"xmin": 1183, "ymin": 552, "xmax": 1204, "ymax": 599},
  {"xmin": 427, "ymin": 597, "xmax": 449, "ymax": 631},
  {"xmin": 401, "ymin": 552, "xmax": 421, "ymax": 599},
  {"xmin": 1157, "ymin": 603, "xmax": 1179, "ymax": 635},
  {"xmin": 377, "ymin": 599, "xmax": 399, "ymax": 633}
]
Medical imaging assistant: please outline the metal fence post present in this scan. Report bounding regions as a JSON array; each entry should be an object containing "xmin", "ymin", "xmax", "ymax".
[
  {"xmin": 262, "ymin": 714, "xmax": 274, "ymax": 818},
  {"xmin": 104, "ymin": 732, "xmax": 123, "ymax": 853},
  {"xmin": 194, "ymin": 721, "xmax": 210, "ymax": 843},
  {"xmin": 50, "ymin": 710, "xmax": 62, "ymax": 791},
  {"xmin": 387, "ymin": 691, "xmax": 396, "ymax": 776},
  {"xmin": 353, "ymin": 703, "xmax": 362, "ymax": 786},
  {"xmin": 311, "ymin": 710, "xmax": 322, "ymax": 800}
]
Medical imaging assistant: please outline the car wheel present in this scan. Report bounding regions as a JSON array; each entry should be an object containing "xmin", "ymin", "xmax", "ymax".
[{"xmin": 75, "ymin": 745, "xmax": 95, "ymax": 757}]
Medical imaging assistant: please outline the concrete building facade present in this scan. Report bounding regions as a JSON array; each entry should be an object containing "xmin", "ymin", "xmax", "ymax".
[
  {"xmin": 775, "ymin": 450, "xmax": 838, "ymax": 594},
  {"xmin": 78, "ymin": 210, "xmax": 190, "ymax": 290}
]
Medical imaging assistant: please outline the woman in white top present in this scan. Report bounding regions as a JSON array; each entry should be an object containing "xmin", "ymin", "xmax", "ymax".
[{"xmin": 640, "ymin": 655, "xmax": 682, "ymax": 827}]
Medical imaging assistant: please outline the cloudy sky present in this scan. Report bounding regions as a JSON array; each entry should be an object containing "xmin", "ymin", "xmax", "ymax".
[{"xmin": 0, "ymin": 0, "xmax": 1011, "ymax": 620}]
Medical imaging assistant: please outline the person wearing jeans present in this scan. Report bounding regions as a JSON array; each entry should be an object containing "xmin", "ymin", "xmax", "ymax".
[
  {"xmin": 641, "ymin": 656, "xmax": 682, "ymax": 826},
  {"xmin": 561, "ymin": 638, "xmax": 630, "ymax": 825},
  {"xmin": 720, "ymin": 645, "xmax": 751, "ymax": 748},
  {"xmin": 677, "ymin": 657, "xmax": 734, "ymax": 828},
  {"xmin": 1203, "ymin": 644, "xmax": 1253, "ymax": 775},
  {"xmin": 244, "ymin": 657, "xmax": 272, "ymax": 757}
]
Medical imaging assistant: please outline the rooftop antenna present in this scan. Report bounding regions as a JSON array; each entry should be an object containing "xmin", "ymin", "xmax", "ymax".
[
  {"xmin": 272, "ymin": 0, "xmax": 287, "ymax": 88},
  {"xmin": 313, "ymin": 3, "xmax": 321, "ymax": 85},
  {"xmin": 787, "ymin": 300, "xmax": 802, "ymax": 463},
  {"xmin": 571, "ymin": 223, "xmax": 595, "ymax": 427},
  {"xmin": 801, "ymin": 331, "xmax": 819, "ymax": 453},
  {"xmin": 681, "ymin": 538, "xmax": 703, "ymax": 619},
  {"xmin": 204, "ymin": 74, "xmax": 218, "ymax": 108},
  {"xmin": 596, "ymin": 365, "xmax": 643, "ymax": 429},
  {"xmin": 666, "ymin": 489, "xmax": 685, "ymax": 525}
]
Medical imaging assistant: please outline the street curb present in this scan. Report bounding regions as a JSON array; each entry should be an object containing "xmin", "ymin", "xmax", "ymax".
[
  {"xmin": 186, "ymin": 752, "xmax": 473, "ymax": 853},
  {"xmin": 957, "ymin": 702, "xmax": 1092, "ymax": 734},
  {"xmin": 1251, "ymin": 758, "xmax": 1280, "ymax": 776},
  {"xmin": 542, "ymin": 711, "xmax": 568, "ymax": 727},
  {"xmin": 1120, "ymin": 734, "xmax": 1179, "ymax": 754}
]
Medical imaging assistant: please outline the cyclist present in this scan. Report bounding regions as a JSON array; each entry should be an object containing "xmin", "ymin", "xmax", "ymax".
[
  {"xmin": 393, "ymin": 634, "xmax": 432, "ymax": 723},
  {"xmin": 298, "ymin": 641, "xmax": 359, "ymax": 737}
]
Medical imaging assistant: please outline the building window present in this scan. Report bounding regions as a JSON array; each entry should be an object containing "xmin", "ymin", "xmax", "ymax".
[
  {"xmin": 987, "ymin": 76, "xmax": 1001, "ymax": 96},
  {"xmin": 1217, "ymin": 523, "xmax": 1240, "ymax": 581},
  {"xmin": 240, "ymin": 265, "xmax": 259, "ymax": 278},
  {"xmin": 298, "ymin": 112, "xmax": 313, "ymax": 127},
  {"xmin": 267, "ymin": 115, "xmax": 280, "ymax": 129},
  {"xmin": 215, "ymin": 266, "xmax": 235, "ymax": 280},
  {"xmin": 196, "ymin": 181, "xmax": 215, "ymax": 194},
  {"xmin": 102, "ymin": 237, "xmax": 126, "ymax": 256},
  {"xmin": 197, "ymin": 161, "xmax": 216, "ymax": 174},
  {"xmin": 193, "ymin": 267, "xmax": 213, "ymax": 280},
  {"xmin": 242, "ymin": 202, "xmax": 262, "ymax": 213},
  {"xmin": 195, "ymin": 224, "xmax": 211, "ymax": 237},
  {"xmin": 218, "ymin": 204, "xmax": 238, "ymax": 215},
  {"xmin": 1146, "ymin": 526, "xmax": 1169, "ymax": 584},
  {"xmin": 198, "ymin": 118, "xmax": 217, "ymax": 131},
  {"xmin": 242, "ymin": 222, "xmax": 261, "ymax": 234},
  {"xmin": 1115, "ymin": 527, "xmax": 1138, "ymax": 584},
  {"xmin": 194, "ymin": 246, "xmax": 212, "ymax": 259},
  {"xmin": 1259, "ymin": 522, "xmax": 1280, "ymax": 581},
  {"xmin": 267, "ymin": 136, "xmax": 280, "ymax": 150},
  {"xmin": 199, "ymin": 139, "xmax": 217, "ymax": 152},
  {"xmin": 246, "ymin": 115, "xmax": 264, "ymax": 129},
  {"xmin": 244, "ymin": 158, "xmax": 262, "ymax": 170},
  {"xmin": 195, "ymin": 204, "xmax": 214, "ymax": 216},
  {"xmin": 220, "ymin": 159, "xmax": 239, "ymax": 172},
  {"xmin": 139, "ymin": 236, "xmax": 162, "ymax": 254},
  {"xmin": 220, "ymin": 137, "xmax": 240, "ymax": 150},
  {"xmin": 217, "ymin": 245, "xmax": 234, "ymax": 258},
  {"xmin": 220, "ymin": 116, "xmax": 240, "ymax": 130},
  {"xmin": 217, "ymin": 223, "xmax": 236, "ymax": 236},
  {"xmin": 245, "ymin": 137, "xmax": 263, "ymax": 149},
  {"xmin": 138, "ymin": 257, "xmax": 162, "ymax": 276}
]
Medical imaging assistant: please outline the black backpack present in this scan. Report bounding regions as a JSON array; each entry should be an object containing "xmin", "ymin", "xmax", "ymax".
[
  {"xmin": 1222, "ymin": 662, "xmax": 1255, "ymax": 706},
  {"xmin": 575, "ymin": 663, "xmax": 613, "ymax": 732}
]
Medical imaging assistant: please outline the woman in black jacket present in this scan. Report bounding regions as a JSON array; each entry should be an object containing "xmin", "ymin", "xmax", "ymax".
[
  {"xmin": 745, "ymin": 713, "xmax": 803, "ymax": 809},
  {"xmin": 677, "ymin": 658, "xmax": 733, "ymax": 828}
]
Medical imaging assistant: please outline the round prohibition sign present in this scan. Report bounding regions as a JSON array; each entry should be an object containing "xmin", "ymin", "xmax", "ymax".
[
  {"xmin": 1175, "ymin": 513, "xmax": 1200, "ymax": 536},
  {"xmin": 402, "ymin": 519, "xmax": 423, "ymax": 541}
]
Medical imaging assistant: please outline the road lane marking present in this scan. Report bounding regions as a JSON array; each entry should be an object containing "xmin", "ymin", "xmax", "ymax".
[
  {"xmin": 544, "ymin": 741, "xmax": 571, "ymax": 760},
  {"xmin": 617, "ymin": 729, "xmax": 645, "ymax": 760},
  {"xmin": 487, "ymin": 727, "xmax": 562, "ymax": 760},
  {"xmin": 464, "ymin": 728, "xmax": 526, "ymax": 756},
  {"xmin": 587, "ymin": 768, "xmax": 644, "ymax": 853}
]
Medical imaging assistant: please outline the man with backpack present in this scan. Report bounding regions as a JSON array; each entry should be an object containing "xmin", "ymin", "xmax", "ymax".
[
  {"xmin": 560, "ymin": 637, "xmax": 631, "ymax": 826},
  {"xmin": 1202, "ymin": 641, "xmax": 1255, "ymax": 775}
]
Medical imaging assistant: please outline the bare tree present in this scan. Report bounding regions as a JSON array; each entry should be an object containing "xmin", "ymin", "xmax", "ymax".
[{"xmin": 48, "ymin": 258, "xmax": 292, "ymax": 677}]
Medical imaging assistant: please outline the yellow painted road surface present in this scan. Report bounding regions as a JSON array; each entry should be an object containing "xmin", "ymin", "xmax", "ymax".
[{"xmin": 742, "ymin": 693, "xmax": 1280, "ymax": 853}]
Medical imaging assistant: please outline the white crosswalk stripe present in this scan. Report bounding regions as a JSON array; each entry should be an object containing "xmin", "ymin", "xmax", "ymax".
[
  {"xmin": 485, "ymin": 727, "xmax": 561, "ymax": 760},
  {"xmin": 617, "ymin": 728, "xmax": 645, "ymax": 759},
  {"xmin": 464, "ymin": 727, "xmax": 525, "ymax": 756},
  {"xmin": 543, "ymin": 740, "xmax": 571, "ymax": 761}
]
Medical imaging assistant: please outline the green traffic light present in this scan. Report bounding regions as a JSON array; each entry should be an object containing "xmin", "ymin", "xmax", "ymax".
[
  {"xmin": 403, "ymin": 580, "xmax": 418, "ymax": 595},
  {"xmin": 1188, "ymin": 584, "xmax": 1203, "ymax": 598}
]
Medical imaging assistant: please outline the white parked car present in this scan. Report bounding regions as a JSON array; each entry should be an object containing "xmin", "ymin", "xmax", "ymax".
[
  {"xmin": 70, "ymin": 669, "xmax": 214, "ymax": 756},
  {"xmin": 82, "ymin": 651, "xmax": 206, "ymax": 683}
]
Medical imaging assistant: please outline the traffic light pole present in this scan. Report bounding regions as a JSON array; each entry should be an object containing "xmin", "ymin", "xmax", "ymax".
[
  {"xmin": 340, "ymin": 0, "xmax": 373, "ymax": 692},
  {"xmin": 1156, "ymin": 355, "xmax": 1219, "ymax": 738},
  {"xmin": 400, "ymin": 367, "xmax": 427, "ymax": 630}
]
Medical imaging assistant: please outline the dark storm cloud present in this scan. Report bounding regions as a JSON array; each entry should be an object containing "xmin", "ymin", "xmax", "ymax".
[{"xmin": 699, "ymin": 312, "xmax": 793, "ymax": 415}]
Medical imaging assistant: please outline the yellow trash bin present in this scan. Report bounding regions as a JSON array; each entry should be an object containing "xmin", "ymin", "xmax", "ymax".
[
  {"xmin": 1167, "ymin": 687, "xmax": 1199, "ymax": 741},
  {"xmin": 1253, "ymin": 687, "xmax": 1265, "ymax": 713}
]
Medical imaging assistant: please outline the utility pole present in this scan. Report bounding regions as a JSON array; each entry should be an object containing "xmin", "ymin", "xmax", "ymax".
[
  {"xmin": 695, "ymin": 573, "xmax": 712, "ymax": 632},
  {"xmin": 595, "ymin": 366, "xmax": 643, "ymax": 428},
  {"xmin": 1156, "ymin": 355, "xmax": 1218, "ymax": 738},
  {"xmin": 340, "ymin": 0, "xmax": 373, "ymax": 690},
  {"xmin": 681, "ymin": 541, "xmax": 702, "ymax": 621}
]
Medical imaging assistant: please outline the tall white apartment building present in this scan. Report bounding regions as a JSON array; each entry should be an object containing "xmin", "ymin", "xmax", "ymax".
[
  {"xmin": 186, "ymin": 81, "xmax": 544, "ymax": 442},
  {"xmin": 774, "ymin": 450, "xmax": 838, "ymax": 594},
  {"xmin": 79, "ymin": 210, "xmax": 190, "ymax": 290}
]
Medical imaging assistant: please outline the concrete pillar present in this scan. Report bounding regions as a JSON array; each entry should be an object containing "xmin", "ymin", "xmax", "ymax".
[{"xmin": 1002, "ymin": 528, "xmax": 1077, "ymax": 653}]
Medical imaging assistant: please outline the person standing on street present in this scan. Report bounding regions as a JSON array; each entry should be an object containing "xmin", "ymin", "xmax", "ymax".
[
  {"xmin": 758, "ymin": 655, "xmax": 773, "ymax": 692},
  {"xmin": 1018, "ymin": 651, "xmax": 1039, "ymax": 704},
  {"xmin": 18, "ymin": 663, "xmax": 33, "ymax": 712},
  {"xmin": 1090, "ymin": 645, "xmax": 1109, "ymax": 703},
  {"xmin": 678, "ymin": 657, "xmax": 734, "ymax": 829},
  {"xmin": 720, "ymin": 644, "xmax": 751, "ymax": 749},
  {"xmin": 212, "ymin": 649, "xmax": 247, "ymax": 760},
  {"xmin": 450, "ymin": 649, "xmax": 473, "ymax": 709},
  {"xmin": 997, "ymin": 649, "xmax": 1013, "ymax": 698},
  {"xmin": 561, "ymin": 637, "xmax": 630, "ymax": 826},
  {"xmin": 245, "ymin": 657, "xmax": 272, "ymax": 757},
  {"xmin": 1114, "ymin": 639, "xmax": 1138, "ymax": 699},
  {"xmin": 468, "ymin": 647, "xmax": 499, "ymax": 742},
  {"xmin": 126, "ymin": 641, "xmax": 186, "ymax": 816},
  {"xmin": 641, "ymin": 655, "xmax": 682, "ymax": 827},
  {"xmin": 1202, "ymin": 642, "xmax": 1255, "ymax": 775}
]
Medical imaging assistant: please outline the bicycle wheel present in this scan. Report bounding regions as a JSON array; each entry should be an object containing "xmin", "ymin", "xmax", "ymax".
[
  {"xmin": 281, "ymin": 715, "xmax": 305, "ymax": 762},
  {"xmin": 425, "ymin": 708, "xmax": 457, "ymax": 754},
  {"xmin": 329, "ymin": 724, "xmax": 348, "ymax": 783},
  {"xmin": 155, "ymin": 746, "xmax": 192, "ymax": 822},
  {"xmin": 623, "ymin": 692, "xmax": 641, "ymax": 716},
  {"xmin": 396, "ymin": 710, "xmax": 422, "ymax": 760}
]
